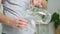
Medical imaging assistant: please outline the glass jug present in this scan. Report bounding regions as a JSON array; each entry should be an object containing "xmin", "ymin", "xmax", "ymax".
[
  {"xmin": 26, "ymin": 6, "xmax": 51, "ymax": 34},
  {"xmin": 28, "ymin": 6, "xmax": 51, "ymax": 24}
]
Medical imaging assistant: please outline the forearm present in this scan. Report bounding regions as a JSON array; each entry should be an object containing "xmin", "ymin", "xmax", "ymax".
[{"xmin": 0, "ymin": 12, "xmax": 14, "ymax": 24}]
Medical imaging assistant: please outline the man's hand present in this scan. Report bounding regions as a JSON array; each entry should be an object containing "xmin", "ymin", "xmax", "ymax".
[
  {"xmin": 7, "ymin": 18, "xmax": 28, "ymax": 29},
  {"xmin": 0, "ymin": 12, "xmax": 28, "ymax": 29},
  {"xmin": 31, "ymin": 0, "xmax": 41, "ymax": 7},
  {"xmin": 31, "ymin": 0, "xmax": 47, "ymax": 9}
]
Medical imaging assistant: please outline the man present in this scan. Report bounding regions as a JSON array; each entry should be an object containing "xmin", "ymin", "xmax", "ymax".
[
  {"xmin": 0, "ymin": 12, "xmax": 28, "ymax": 29},
  {"xmin": 0, "ymin": 0, "xmax": 47, "ymax": 34}
]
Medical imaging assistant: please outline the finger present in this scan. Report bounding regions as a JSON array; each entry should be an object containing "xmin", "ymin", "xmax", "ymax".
[
  {"xmin": 20, "ymin": 22, "xmax": 28, "ymax": 26},
  {"xmin": 11, "ymin": 23, "xmax": 28, "ymax": 29},
  {"xmin": 18, "ymin": 25, "xmax": 28, "ymax": 29},
  {"xmin": 15, "ymin": 19, "xmax": 28, "ymax": 24},
  {"xmin": 10, "ymin": 24, "xmax": 18, "ymax": 29},
  {"xmin": 15, "ymin": 22, "xmax": 28, "ymax": 28},
  {"xmin": 16, "ymin": 20, "xmax": 28, "ymax": 26},
  {"xmin": 11, "ymin": 24, "xmax": 26, "ymax": 29},
  {"xmin": 19, "ymin": 18, "xmax": 28, "ymax": 23}
]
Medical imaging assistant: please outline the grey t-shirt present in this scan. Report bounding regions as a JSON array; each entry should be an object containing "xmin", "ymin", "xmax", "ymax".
[{"xmin": 2, "ymin": 0, "xmax": 35, "ymax": 34}]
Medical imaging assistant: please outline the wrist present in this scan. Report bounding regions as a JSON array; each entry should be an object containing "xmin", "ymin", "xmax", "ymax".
[{"xmin": 5, "ymin": 18, "xmax": 15, "ymax": 25}]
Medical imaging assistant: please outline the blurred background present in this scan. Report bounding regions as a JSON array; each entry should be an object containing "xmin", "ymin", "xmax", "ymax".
[{"xmin": 0, "ymin": 0, "xmax": 60, "ymax": 34}]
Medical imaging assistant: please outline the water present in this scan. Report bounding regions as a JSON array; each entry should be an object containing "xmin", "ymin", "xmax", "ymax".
[
  {"xmin": 27, "ymin": 6, "xmax": 51, "ymax": 34},
  {"xmin": 28, "ymin": 6, "xmax": 51, "ymax": 24}
]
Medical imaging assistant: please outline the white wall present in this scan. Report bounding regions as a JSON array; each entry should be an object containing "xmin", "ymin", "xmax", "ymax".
[
  {"xmin": 47, "ymin": 0, "xmax": 60, "ymax": 34},
  {"xmin": 47, "ymin": 0, "xmax": 60, "ymax": 14}
]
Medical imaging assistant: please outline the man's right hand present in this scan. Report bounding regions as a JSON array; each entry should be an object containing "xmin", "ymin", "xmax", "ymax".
[
  {"xmin": 0, "ymin": 12, "xmax": 28, "ymax": 29},
  {"xmin": 7, "ymin": 18, "xmax": 28, "ymax": 29}
]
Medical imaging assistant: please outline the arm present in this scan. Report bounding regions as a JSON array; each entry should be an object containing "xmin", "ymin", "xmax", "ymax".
[
  {"xmin": 0, "ymin": 0, "xmax": 28, "ymax": 29},
  {"xmin": 0, "ymin": 12, "xmax": 28, "ymax": 29},
  {"xmin": 0, "ymin": 12, "xmax": 14, "ymax": 24},
  {"xmin": 41, "ymin": 0, "xmax": 47, "ymax": 9},
  {"xmin": 0, "ymin": 0, "xmax": 12, "ymax": 24},
  {"xmin": 0, "ymin": 0, "xmax": 15, "ymax": 25}
]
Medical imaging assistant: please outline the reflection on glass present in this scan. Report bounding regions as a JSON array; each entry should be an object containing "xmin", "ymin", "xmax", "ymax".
[{"xmin": 26, "ymin": 6, "xmax": 51, "ymax": 34}]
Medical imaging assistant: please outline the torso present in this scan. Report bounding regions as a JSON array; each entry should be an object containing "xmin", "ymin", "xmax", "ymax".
[{"xmin": 2, "ymin": 0, "xmax": 35, "ymax": 34}]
